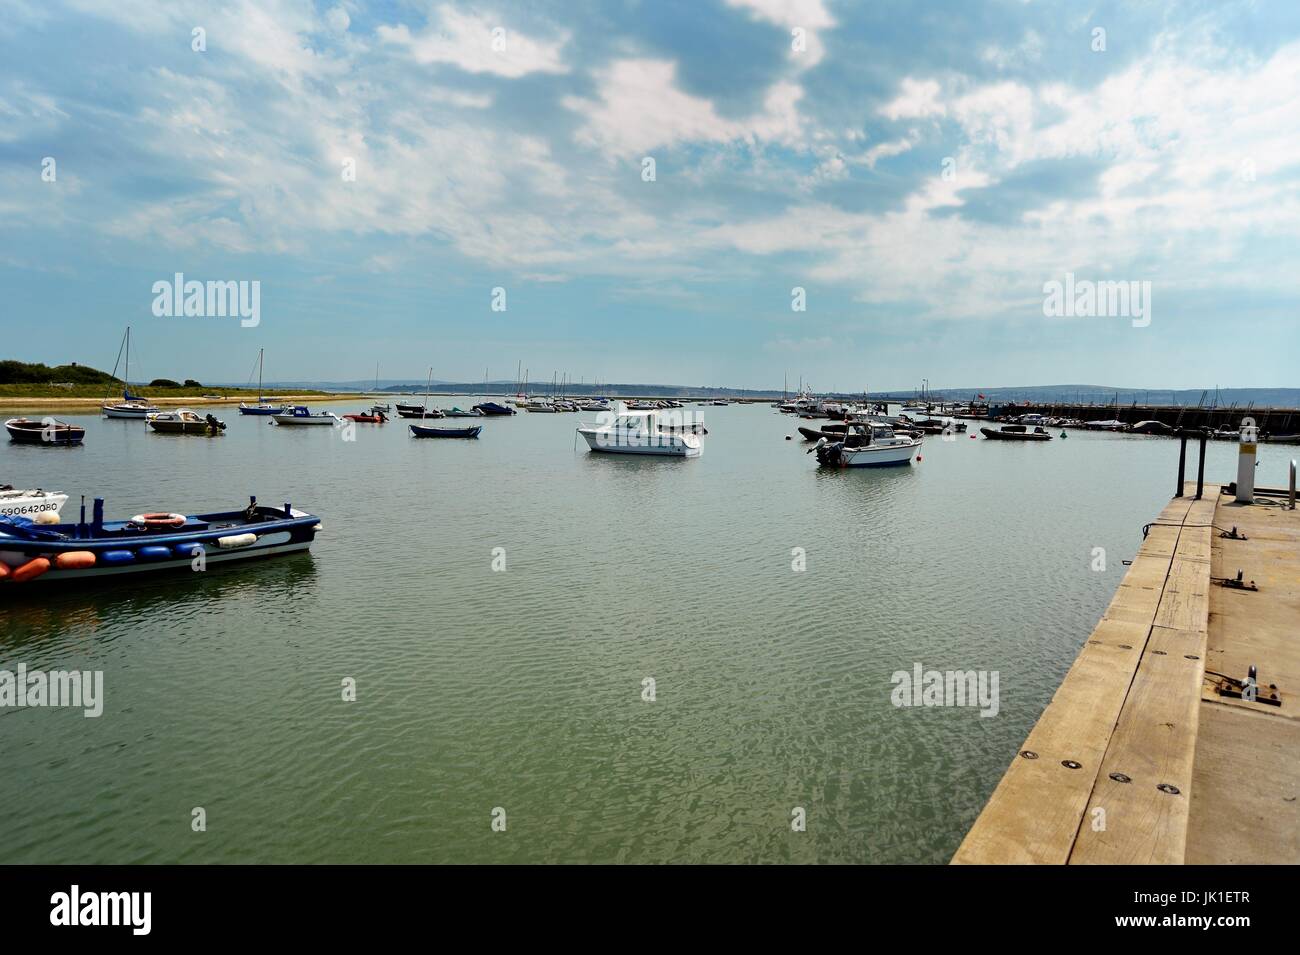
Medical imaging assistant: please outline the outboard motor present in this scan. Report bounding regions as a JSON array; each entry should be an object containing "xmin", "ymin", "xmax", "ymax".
[{"xmin": 815, "ymin": 439, "xmax": 844, "ymax": 467}]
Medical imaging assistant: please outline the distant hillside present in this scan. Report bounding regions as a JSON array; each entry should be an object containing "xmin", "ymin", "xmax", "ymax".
[
  {"xmin": 914, "ymin": 385, "xmax": 1300, "ymax": 407},
  {"xmin": 0, "ymin": 359, "xmax": 118, "ymax": 386},
  {"xmin": 235, "ymin": 378, "xmax": 1300, "ymax": 407}
]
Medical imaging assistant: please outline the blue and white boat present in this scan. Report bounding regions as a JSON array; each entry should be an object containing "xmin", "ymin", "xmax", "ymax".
[
  {"xmin": 272, "ymin": 406, "xmax": 339, "ymax": 426},
  {"xmin": 0, "ymin": 497, "xmax": 320, "ymax": 585}
]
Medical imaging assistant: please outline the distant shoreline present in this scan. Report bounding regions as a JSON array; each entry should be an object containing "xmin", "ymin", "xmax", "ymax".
[{"xmin": 0, "ymin": 392, "xmax": 360, "ymax": 410}]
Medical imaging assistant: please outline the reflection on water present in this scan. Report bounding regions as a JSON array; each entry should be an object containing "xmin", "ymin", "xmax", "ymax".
[
  {"xmin": 1, "ymin": 554, "xmax": 319, "ymax": 652},
  {"xmin": 1, "ymin": 401, "xmax": 1294, "ymax": 862}
]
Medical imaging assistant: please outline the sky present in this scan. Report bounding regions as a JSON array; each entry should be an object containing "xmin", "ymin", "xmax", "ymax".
[{"xmin": 1, "ymin": 0, "xmax": 1298, "ymax": 391}]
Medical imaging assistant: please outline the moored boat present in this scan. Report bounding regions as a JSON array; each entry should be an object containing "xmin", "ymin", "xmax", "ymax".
[
  {"xmin": 1084, "ymin": 419, "xmax": 1129, "ymax": 432},
  {"xmin": 812, "ymin": 423, "xmax": 921, "ymax": 467},
  {"xmin": 102, "ymin": 400, "xmax": 159, "ymax": 419},
  {"xmin": 272, "ymin": 406, "xmax": 340, "ymax": 426},
  {"xmin": 238, "ymin": 350, "xmax": 285, "ymax": 414},
  {"xmin": 472, "ymin": 401, "xmax": 516, "ymax": 416},
  {"xmin": 341, "ymin": 408, "xmax": 388, "ymax": 423},
  {"xmin": 100, "ymin": 326, "xmax": 159, "ymax": 418},
  {"xmin": 576, "ymin": 408, "xmax": 703, "ymax": 457},
  {"xmin": 5, "ymin": 417, "xmax": 86, "ymax": 445},
  {"xmin": 442, "ymin": 407, "xmax": 484, "ymax": 418},
  {"xmin": 980, "ymin": 425, "xmax": 1053, "ymax": 441},
  {"xmin": 0, "ymin": 486, "xmax": 68, "ymax": 519},
  {"xmin": 0, "ymin": 496, "xmax": 320, "ymax": 586},
  {"xmin": 146, "ymin": 409, "xmax": 227, "ymax": 435},
  {"xmin": 1130, "ymin": 420, "xmax": 1175, "ymax": 435},
  {"xmin": 409, "ymin": 424, "xmax": 482, "ymax": 438}
]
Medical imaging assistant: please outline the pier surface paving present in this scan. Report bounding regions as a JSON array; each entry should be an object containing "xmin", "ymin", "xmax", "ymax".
[{"xmin": 953, "ymin": 482, "xmax": 1299, "ymax": 864}]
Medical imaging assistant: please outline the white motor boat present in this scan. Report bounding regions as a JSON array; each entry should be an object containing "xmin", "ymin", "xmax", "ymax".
[
  {"xmin": 1, "ymin": 485, "xmax": 68, "ymax": 519},
  {"xmin": 577, "ymin": 408, "xmax": 703, "ymax": 457},
  {"xmin": 272, "ymin": 406, "xmax": 340, "ymax": 426},
  {"xmin": 812, "ymin": 423, "xmax": 921, "ymax": 467}
]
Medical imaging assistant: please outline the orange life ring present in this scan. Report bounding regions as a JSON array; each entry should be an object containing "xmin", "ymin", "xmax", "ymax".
[{"xmin": 132, "ymin": 512, "xmax": 186, "ymax": 529}]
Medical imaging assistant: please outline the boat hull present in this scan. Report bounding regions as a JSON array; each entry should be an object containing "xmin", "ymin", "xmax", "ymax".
[
  {"xmin": 102, "ymin": 405, "xmax": 155, "ymax": 419},
  {"xmin": 981, "ymin": 427, "xmax": 1052, "ymax": 441},
  {"xmin": 0, "ymin": 490, "xmax": 68, "ymax": 519},
  {"xmin": 409, "ymin": 424, "xmax": 481, "ymax": 438},
  {"xmin": 238, "ymin": 404, "xmax": 284, "ymax": 415},
  {"xmin": 0, "ymin": 506, "xmax": 320, "ymax": 586},
  {"xmin": 147, "ymin": 420, "xmax": 225, "ymax": 435},
  {"xmin": 834, "ymin": 443, "xmax": 919, "ymax": 467},
  {"xmin": 577, "ymin": 429, "xmax": 701, "ymax": 457},
  {"xmin": 5, "ymin": 420, "xmax": 85, "ymax": 445},
  {"xmin": 272, "ymin": 413, "xmax": 338, "ymax": 426}
]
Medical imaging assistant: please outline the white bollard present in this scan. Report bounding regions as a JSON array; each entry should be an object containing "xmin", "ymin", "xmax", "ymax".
[{"xmin": 1236, "ymin": 417, "xmax": 1257, "ymax": 503}]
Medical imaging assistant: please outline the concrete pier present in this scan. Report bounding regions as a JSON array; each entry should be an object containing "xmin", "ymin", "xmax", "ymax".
[{"xmin": 953, "ymin": 480, "xmax": 1299, "ymax": 864}]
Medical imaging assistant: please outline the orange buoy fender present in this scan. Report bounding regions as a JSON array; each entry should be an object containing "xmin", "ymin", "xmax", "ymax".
[
  {"xmin": 13, "ymin": 557, "xmax": 51, "ymax": 582},
  {"xmin": 55, "ymin": 551, "xmax": 96, "ymax": 570},
  {"xmin": 0, "ymin": 562, "xmax": 10, "ymax": 580}
]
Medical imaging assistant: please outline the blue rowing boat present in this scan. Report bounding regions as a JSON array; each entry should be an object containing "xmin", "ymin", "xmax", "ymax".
[{"xmin": 0, "ymin": 497, "xmax": 320, "ymax": 586}]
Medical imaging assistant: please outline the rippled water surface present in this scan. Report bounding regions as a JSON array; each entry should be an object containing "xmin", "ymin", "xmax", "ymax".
[{"xmin": 2, "ymin": 402, "xmax": 1293, "ymax": 862}]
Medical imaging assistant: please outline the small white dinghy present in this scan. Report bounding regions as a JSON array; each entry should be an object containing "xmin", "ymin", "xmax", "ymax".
[{"xmin": 0, "ymin": 485, "xmax": 68, "ymax": 519}]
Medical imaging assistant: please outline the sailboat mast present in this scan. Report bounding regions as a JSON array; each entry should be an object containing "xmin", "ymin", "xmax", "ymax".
[
  {"xmin": 423, "ymin": 367, "xmax": 432, "ymax": 421},
  {"xmin": 125, "ymin": 326, "xmax": 130, "ymax": 394}
]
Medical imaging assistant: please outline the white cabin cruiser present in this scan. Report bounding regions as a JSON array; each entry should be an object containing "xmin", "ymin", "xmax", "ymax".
[
  {"xmin": 812, "ymin": 423, "xmax": 921, "ymax": 467},
  {"xmin": 272, "ymin": 406, "xmax": 340, "ymax": 426},
  {"xmin": 577, "ymin": 408, "xmax": 703, "ymax": 457},
  {"xmin": 1, "ymin": 485, "xmax": 68, "ymax": 519}
]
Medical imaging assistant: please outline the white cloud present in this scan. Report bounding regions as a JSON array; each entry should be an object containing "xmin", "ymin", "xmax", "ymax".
[
  {"xmin": 724, "ymin": 0, "xmax": 836, "ymax": 67},
  {"xmin": 378, "ymin": 6, "xmax": 568, "ymax": 78},
  {"xmin": 879, "ymin": 78, "xmax": 945, "ymax": 121},
  {"xmin": 564, "ymin": 58, "xmax": 803, "ymax": 156}
]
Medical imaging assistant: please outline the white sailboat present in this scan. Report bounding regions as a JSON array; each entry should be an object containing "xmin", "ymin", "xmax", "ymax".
[
  {"xmin": 101, "ymin": 326, "xmax": 159, "ymax": 418},
  {"xmin": 238, "ymin": 348, "xmax": 284, "ymax": 415}
]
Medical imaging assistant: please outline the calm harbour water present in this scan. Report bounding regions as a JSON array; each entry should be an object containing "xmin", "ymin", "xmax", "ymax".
[{"xmin": 1, "ymin": 401, "xmax": 1293, "ymax": 863}]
